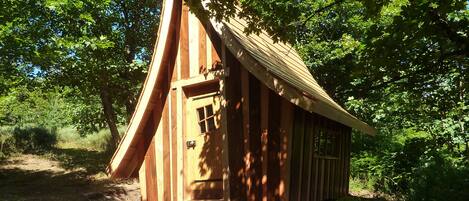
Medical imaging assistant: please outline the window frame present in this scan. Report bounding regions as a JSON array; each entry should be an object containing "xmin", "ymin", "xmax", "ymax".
[
  {"xmin": 196, "ymin": 104, "xmax": 216, "ymax": 134},
  {"xmin": 313, "ymin": 128, "xmax": 339, "ymax": 159}
]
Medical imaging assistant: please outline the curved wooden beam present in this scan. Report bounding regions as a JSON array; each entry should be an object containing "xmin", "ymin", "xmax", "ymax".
[{"xmin": 108, "ymin": 0, "xmax": 182, "ymax": 178}]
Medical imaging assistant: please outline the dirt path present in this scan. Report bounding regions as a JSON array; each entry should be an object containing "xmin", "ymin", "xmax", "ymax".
[{"xmin": 0, "ymin": 154, "xmax": 141, "ymax": 201}]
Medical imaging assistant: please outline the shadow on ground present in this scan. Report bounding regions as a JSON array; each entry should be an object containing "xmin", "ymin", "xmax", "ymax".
[
  {"xmin": 49, "ymin": 148, "xmax": 111, "ymax": 175},
  {"xmin": 0, "ymin": 150, "xmax": 140, "ymax": 201}
]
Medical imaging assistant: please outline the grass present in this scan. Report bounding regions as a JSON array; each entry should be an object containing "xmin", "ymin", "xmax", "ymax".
[
  {"xmin": 338, "ymin": 196, "xmax": 388, "ymax": 201},
  {"xmin": 350, "ymin": 177, "xmax": 369, "ymax": 193},
  {"xmin": 348, "ymin": 178, "xmax": 395, "ymax": 201},
  {"xmin": 56, "ymin": 126, "xmax": 125, "ymax": 152}
]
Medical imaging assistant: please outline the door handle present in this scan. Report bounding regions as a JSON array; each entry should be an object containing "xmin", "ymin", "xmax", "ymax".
[{"xmin": 186, "ymin": 140, "xmax": 196, "ymax": 149}]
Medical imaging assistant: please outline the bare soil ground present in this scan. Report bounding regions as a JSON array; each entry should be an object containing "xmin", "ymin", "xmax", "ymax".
[{"xmin": 0, "ymin": 151, "xmax": 141, "ymax": 201}]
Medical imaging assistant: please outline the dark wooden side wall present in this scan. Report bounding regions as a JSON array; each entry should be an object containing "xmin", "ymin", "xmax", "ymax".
[
  {"xmin": 224, "ymin": 50, "xmax": 294, "ymax": 201},
  {"xmin": 289, "ymin": 108, "xmax": 352, "ymax": 201}
]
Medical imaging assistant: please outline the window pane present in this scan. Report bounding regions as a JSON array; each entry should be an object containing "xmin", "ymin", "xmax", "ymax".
[
  {"xmin": 313, "ymin": 132, "xmax": 320, "ymax": 154},
  {"xmin": 199, "ymin": 121, "xmax": 207, "ymax": 133},
  {"xmin": 330, "ymin": 135, "xmax": 336, "ymax": 156},
  {"xmin": 206, "ymin": 105, "xmax": 213, "ymax": 117},
  {"xmin": 319, "ymin": 131, "xmax": 326, "ymax": 155},
  {"xmin": 326, "ymin": 136, "xmax": 332, "ymax": 156},
  {"xmin": 197, "ymin": 107, "xmax": 205, "ymax": 121},
  {"xmin": 207, "ymin": 117, "xmax": 216, "ymax": 131}
]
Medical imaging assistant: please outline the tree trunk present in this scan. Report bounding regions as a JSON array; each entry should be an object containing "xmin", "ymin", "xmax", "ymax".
[
  {"xmin": 125, "ymin": 97, "xmax": 135, "ymax": 122},
  {"xmin": 99, "ymin": 85, "xmax": 121, "ymax": 151}
]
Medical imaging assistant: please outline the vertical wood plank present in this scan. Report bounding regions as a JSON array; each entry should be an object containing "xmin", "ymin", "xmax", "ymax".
[
  {"xmin": 345, "ymin": 130, "xmax": 351, "ymax": 195},
  {"xmin": 198, "ymin": 21, "xmax": 207, "ymax": 74},
  {"xmin": 319, "ymin": 159, "xmax": 325, "ymax": 201},
  {"xmin": 260, "ymin": 85, "xmax": 269, "ymax": 201},
  {"xmin": 304, "ymin": 116, "xmax": 314, "ymax": 201},
  {"xmin": 154, "ymin": 110, "xmax": 164, "ymax": 201},
  {"xmin": 267, "ymin": 91, "xmax": 281, "ymax": 200},
  {"xmin": 170, "ymin": 89, "xmax": 178, "ymax": 201},
  {"xmin": 139, "ymin": 160, "xmax": 148, "ymax": 201},
  {"xmin": 180, "ymin": 6, "xmax": 189, "ymax": 79},
  {"xmin": 141, "ymin": 111, "xmax": 158, "ymax": 201},
  {"xmin": 248, "ymin": 74, "xmax": 262, "ymax": 201},
  {"xmin": 171, "ymin": 48, "xmax": 179, "ymax": 82},
  {"xmin": 212, "ymin": 42, "xmax": 221, "ymax": 69},
  {"xmin": 182, "ymin": 89, "xmax": 188, "ymax": 200},
  {"xmin": 204, "ymin": 22, "xmax": 222, "ymax": 70},
  {"xmin": 176, "ymin": 87, "xmax": 184, "ymax": 200},
  {"xmin": 280, "ymin": 99, "xmax": 294, "ymax": 201},
  {"xmin": 325, "ymin": 160, "xmax": 330, "ymax": 199},
  {"xmin": 220, "ymin": 44, "xmax": 231, "ymax": 201},
  {"xmin": 206, "ymin": 32, "xmax": 212, "ymax": 71},
  {"xmin": 188, "ymin": 12, "xmax": 199, "ymax": 77},
  {"xmin": 241, "ymin": 68, "xmax": 251, "ymax": 200},
  {"xmin": 312, "ymin": 158, "xmax": 319, "ymax": 201},
  {"xmin": 163, "ymin": 97, "xmax": 172, "ymax": 201},
  {"xmin": 224, "ymin": 49, "xmax": 246, "ymax": 200},
  {"xmin": 339, "ymin": 131, "xmax": 345, "ymax": 196},
  {"xmin": 148, "ymin": 136, "xmax": 159, "ymax": 201},
  {"xmin": 292, "ymin": 109, "xmax": 305, "ymax": 201}
]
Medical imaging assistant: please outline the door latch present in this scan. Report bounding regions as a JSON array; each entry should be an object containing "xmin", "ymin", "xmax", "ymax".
[{"xmin": 186, "ymin": 140, "xmax": 196, "ymax": 149}]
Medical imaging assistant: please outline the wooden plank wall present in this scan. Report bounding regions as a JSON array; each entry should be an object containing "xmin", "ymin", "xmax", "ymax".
[
  {"xmin": 224, "ymin": 49, "xmax": 294, "ymax": 201},
  {"xmin": 180, "ymin": 6, "xmax": 221, "ymax": 80},
  {"xmin": 289, "ymin": 108, "xmax": 352, "ymax": 201},
  {"xmin": 139, "ymin": 5, "xmax": 223, "ymax": 201}
]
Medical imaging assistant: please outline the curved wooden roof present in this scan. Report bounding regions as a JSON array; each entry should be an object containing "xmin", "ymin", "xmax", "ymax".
[{"xmin": 211, "ymin": 12, "xmax": 376, "ymax": 135}]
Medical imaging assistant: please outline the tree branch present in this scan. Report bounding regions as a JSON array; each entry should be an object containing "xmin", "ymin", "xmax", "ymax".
[{"xmin": 301, "ymin": 0, "xmax": 345, "ymax": 26}]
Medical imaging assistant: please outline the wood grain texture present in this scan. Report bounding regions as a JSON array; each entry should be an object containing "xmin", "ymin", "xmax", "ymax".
[
  {"xmin": 220, "ymin": 44, "xmax": 231, "ymax": 200},
  {"xmin": 180, "ymin": 6, "xmax": 189, "ymax": 79},
  {"xmin": 289, "ymin": 109, "xmax": 352, "ymax": 201},
  {"xmin": 108, "ymin": 0, "xmax": 181, "ymax": 178},
  {"xmin": 199, "ymin": 21, "xmax": 207, "ymax": 74},
  {"xmin": 248, "ymin": 74, "xmax": 262, "ymax": 201},
  {"xmin": 260, "ymin": 84, "xmax": 269, "ymax": 201},
  {"xmin": 240, "ymin": 68, "xmax": 251, "ymax": 200},
  {"xmin": 139, "ymin": 160, "xmax": 147, "ymax": 201},
  {"xmin": 163, "ymin": 95, "xmax": 171, "ymax": 200},
  {"xmin": 146, "ymin": 137, "xmax": 158, "ymax": 201},
  {"xmin": 224, "ymin": 50, "xmax": 246, "ymax": 200},
  {"xmin": 211, "ymin": 14, "xmax": 375, "ymax": 135},
  {"xmin": 267, "ymin": 90, "xmax": 281, "ymax": 200},
  {"xmin": 170, "ymin": 89, "xmax": 178, "ymax": 201},
  {"xmin": 188, "ymin": 12, "xmax": 199, "ymax": 77},
  {"xmin": 280, "ymin": 99, "xmax": 294, "ymax": 201}
]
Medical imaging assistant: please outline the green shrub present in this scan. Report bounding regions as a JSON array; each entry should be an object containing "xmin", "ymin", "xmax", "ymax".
[
  {"xmin": 12, "ymin": 126, "xmax": 57, "ymax": 152},
  {"xmin": 407, "ymin": 152, "xmax": 469, "ymax": 201},
  {"xmin": 0, "ymin": 126, "xmax": 16, "ymax": 158}
]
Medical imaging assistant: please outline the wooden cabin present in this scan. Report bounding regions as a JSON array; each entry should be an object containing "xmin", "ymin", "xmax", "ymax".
[{"xmin": 107, "ymin": 0, "xmax": 375, "ymax": 201}]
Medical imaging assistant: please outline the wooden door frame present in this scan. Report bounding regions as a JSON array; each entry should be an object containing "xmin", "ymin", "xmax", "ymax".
[{"xmin": 180, "ymin": 77, "xmax": 229, "ymax": 201}]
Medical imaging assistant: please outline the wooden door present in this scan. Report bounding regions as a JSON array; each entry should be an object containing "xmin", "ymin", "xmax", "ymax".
[{"xmin": 185, "ymin": 92, "xmax": 223, "ymax": 200}]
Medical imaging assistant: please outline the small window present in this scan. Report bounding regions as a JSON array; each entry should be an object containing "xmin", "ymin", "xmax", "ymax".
[
  {"xmin": 314, "ymin": 129, "xmax": 338, "ymax": 158},
  {"xmin": 196, "ymin": 104, "xmax": 216, "ymax": 133}
]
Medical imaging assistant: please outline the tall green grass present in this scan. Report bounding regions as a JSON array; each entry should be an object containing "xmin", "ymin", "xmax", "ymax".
[
  {"xmin": 56, "ymin": 126, "xmax": 126, "ymax": 152},
  {"xmin": 0, "ymin": 125, "xmax": 126, "ymax": 159}
]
